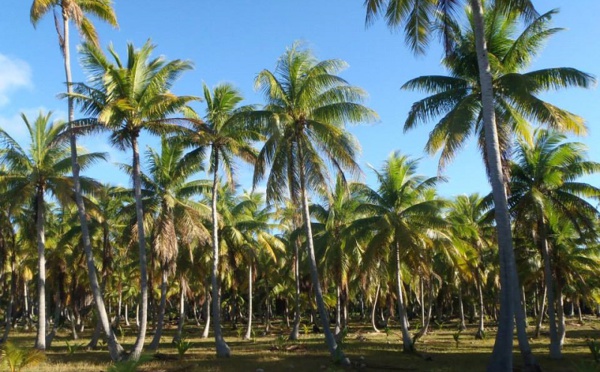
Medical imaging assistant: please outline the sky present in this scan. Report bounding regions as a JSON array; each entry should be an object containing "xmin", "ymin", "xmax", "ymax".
[{"xmin": 1, "ymin": 0, "xmax": 600, "ymax": 198}]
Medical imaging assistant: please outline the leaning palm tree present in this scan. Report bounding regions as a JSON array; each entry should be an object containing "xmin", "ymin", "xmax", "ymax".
[
  {"xmin": 363, "ymin": 1, "xmax": 539, "ymax": 369},
  {"xmin": 353, "ymin": 152, "xmax": 446, "ymax": 351},
  {"xmin": 71, "ymin": 41, "xmax": 195, "ymax": 360},
  {"xmin": 0, "ymin": 112, "xmax": 105, "ymax": 350},
  {"xmin": 508, "ymin": 129, "xmax": 600, "ymax": 358},
  {"xmin": 29, "ymin": 0, "xmax": 122, "ymax": 360},
  {"xmin": 173, "ymin": 83, "xmax": 260, "ymax": 357},
  {"xmin": 253, "ymin": 42, "xmax": 377, "ymax": 363}
]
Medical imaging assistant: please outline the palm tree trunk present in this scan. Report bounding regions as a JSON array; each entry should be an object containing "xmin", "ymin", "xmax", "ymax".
[
  {"xmin": 476, "ymin": 278, "xmax": 485, "ymax": 339},
  {"xmin": 534, "ymin": 284, "xmax": 546, "ymax": 338},
  {"xmin": 130, "ymin": 137, "xmax": 149, "ymax": 361},
  {"xmin": 210, "ymin": 151, "xmax": 230, "ymax": 357},
  {"xmin": 371, "ymin": 283, "xmax": 381, "ymax": 333},
  {"xmin": 556, "ymin": 281, "xmax": 566, "ymax": 347},
  {"xmin": 202, "ymin": 288, "xmax": 211, "ymax": 339},
  {"xmin": 243, "ymin": 263, "xmax": 253, "ymax": 340},
  {"xmin": 149, "ymin": 267, "xmax": 168, "ymax": 350},
  {"xmin": 2, "ymin": 242, "xmax": 17, "ymax": 343},
  {"xmin": 469, "ymin": 2, "xmax": 520, "ymax": 370},
  {"xmin": 540, "ymin": 223, "xmax": 561, "ymax": 358},
  {"xmin": 514, "ymin": 284, "xmax": 539, "ymax": 370},
  {"xmin": 335, "ymin": 285, "xmax": 341, "ymax": 336},
  {"xmin": 62, "ymin": 11, "xmax": 123, "ymax": 362},
  {"xmin": 458, "ymin": 285, "xmax": 466, "ymax": 330},
  {"xmin": 173, "ymin": 278, "xmax": 186, "ymax": 343},
  {"xmin": 35, "ymin": 189, "xmax": 47, "ymax": 350},
  {"xmin": 289, "ymin": 239, "xmax": 301, "ymax": 340},
  {"xmin": 394, "ymin": 244, "xmax": 413, "ymax": 351},
  {"xmin": 298, "ymin": 151, "xmax": 348, "ymax": 365}
]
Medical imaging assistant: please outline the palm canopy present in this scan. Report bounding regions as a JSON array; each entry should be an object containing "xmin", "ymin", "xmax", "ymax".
[
  {"xmin": 356, "ymin": 152, "xmax": 447, "ymax": 270},
  {"xmin": 364, "ymin": 0, "xmax": 537, "ymax": 54},
  {"xmin": 252, "ymin": 42, "xmax": 378, "ymax": 203},
  {"xmin": 30, "ymin": 0, "xmax": 118, "ymax": 48},
  {"xmin": 174, "ymin": 82, "xmax": 261, "ymax": 186},
  {"xmin": 72, "ymin": 40, "xmax": 197, "ymax": 149},
  {"xmin": 509, "ymin": 129, "xmax": 600, "ymax": 235},
  {"xmin": 0, "ymin": 112, "xmax": 105, "ymax": 206},
  {"xmin": 402, "ymin": 8, "xmax": 595, "ymax": 170}
]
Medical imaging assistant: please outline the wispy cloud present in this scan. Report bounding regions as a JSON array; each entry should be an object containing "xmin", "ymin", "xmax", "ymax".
[{"xmin": 0, "ymin": 54, "xmax": 32, "ymax": 107}]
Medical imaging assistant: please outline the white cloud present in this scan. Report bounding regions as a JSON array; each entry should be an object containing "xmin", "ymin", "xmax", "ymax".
[{"xmin": 0, "ymin": 54, "xmax": 33, "ymax": 107}]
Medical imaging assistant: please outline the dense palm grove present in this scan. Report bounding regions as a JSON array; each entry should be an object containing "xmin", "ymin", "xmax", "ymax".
[{"xmin": 0, "ymin": 1, "xmax": 599, "ymax": 371}]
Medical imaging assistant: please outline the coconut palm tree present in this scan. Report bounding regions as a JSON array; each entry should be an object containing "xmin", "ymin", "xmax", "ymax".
[
  {"xmin": 172, "ymin": 83, "xmax": 260, "ymax": 357},
  {"xmin": 72, "ymin": 41, "xmax": 195, "ymax": 360},
  {"xmin": 311, "ymin": 174, "xmax": 367, "ymax": 335},
  {"xmin": 0, "ymin": 111, "xmax": 105, "ymax": 350},
  {"xmin": 508, "ymin": 129, "xmax": 600, "ymax": 358},
  {"xmin": 353, "ymin": 152, "xmax": 446, "ymax": 351},
  {"xmin": 29, "ymin": 0, "xmax": 121, "ymax": 359},
  {"xmin": 253, "ymin": 42, "xmax": 377, "ymax": 363},
  {"xmin": 135, "ymin": 138, "xmax": 209, "ymax": 350},
  {"xmin": 364, "ymin": 1, "xmax": 539, "ymax": 369}
]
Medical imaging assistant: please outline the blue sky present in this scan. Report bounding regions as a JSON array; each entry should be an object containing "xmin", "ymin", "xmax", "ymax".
[{"xmin": 2, "ymin": 0, "xmax": 599, "ymax": 198}]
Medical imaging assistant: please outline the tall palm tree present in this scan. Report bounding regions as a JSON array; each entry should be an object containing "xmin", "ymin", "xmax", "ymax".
[
  {"xmin": 173, "ymin": 83, "xmax": 260, "ymax": 357},
  {"xmin": 29, "ymin": 0, "xmax": 121, "ymax": 359},
  {"xmin": 0, "ymin": 112, "xmax": 105, "ymax": 350},
  {"xmin": 402, "ymin": 8, "xmax": 593, "ymax": 173},
  {"xmin": 364, "ymin": 1, "xmax": 539, "ymax": 369},
  {"xmin": 134, "ymin": 138, "xmax": 209, "ymax": 350},
  {"xmin": 72, "ymin": 41, "xmax": 195, "ymax": 360},
  {"xmin": 354, "ymin": 152, "xmax": 446, "ymax": 351},
  {"xmin": 508, "ymin": 129, "xmax": 600, "ymax": 358},
  {"xmin": 253, "ymin": 43, "xmax": 377, "ymax": 363}
]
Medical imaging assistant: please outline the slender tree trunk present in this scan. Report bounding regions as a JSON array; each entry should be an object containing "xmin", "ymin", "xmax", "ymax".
[
  {"xmin": 289, "ymin": 239, "xmax": 301, "ymax": 340},
  {"xmin": 125, "ymin": 302, "xmax": 130, "ymax": 327},
  {"xmin": 2, "ymin": 244, "xmax": 17, "ymax": 343},
  {"xmin": 515, "ymin": 284, "xmax": 539, "ymax": 370},
  {"xmin": 534, "ymin": 284, "xmax": 546, "ymax": 338},
  {"xmin": 335, "ymin": 285, "xmax": 342, "ymax": 336},
  {"xmin": 298, "ymin": 150, "xmax": 348, "ymax": 365},
  {"xmin": 173, "ymin": 279, "xmax": 186, "ymax": 344},
  {"xmin": 61, "ymin": 12, "xmax": 123, "ymax": 361},
  {"xmin": 202, "ymin": 289, "xmax": 211, "ymax": 339},
  {"xmin": 395, "ymin": 244, "xmax": 413, "ymax": 351},
  {"xmin": 458, "ymin": 286, "xmax": 466, "ymax": 330},
  {"xmin": 556, "ymin": 281, "xmax": 566, "ymax": 347},
  {"xmin": 469, "ymin": 2, "xmax": 520, "ymax": 370},
  {"xmin": 420, "ymin": 278, "xmax": 425, "ymax": 328},
  {"xmin": 243, "ymin": 263, "xmax": 253, "ymax": 340},
  {"xmin": 149, "ymin": 267, "xmax": 168, "ymax": 350},
  {"xmin": 371, "ymin": 283, "xmax": 381, "ymax": 333},
  {"xmin": 413, "ymin": 275, "xmax": 434, "ymax": 343},
  {"xmin": 210, "ymin": 151, "xmax": 230, "ymax": 357},
  {"xmin": 476, "ymin": 279, "xmax": 485, "ymax": 339},
  {"xmin": 577, "ymin": 299, "xmax": 583, "ymax": 324},
  {"xmin": 35, "ymin": 190, "xmax": 47, "ymax": 350},
  {"xmin": 130, "ymin": 137, "xmax": 150, "ymax": 361},
  {"xmin": 540, "ymin": 224, "xmax": 561, "ymax": 359}
]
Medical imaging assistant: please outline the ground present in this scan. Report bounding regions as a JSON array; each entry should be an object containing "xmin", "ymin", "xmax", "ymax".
[{"xmin": 4, "ymin": 317, "xmax": 600, "ymax": 371}]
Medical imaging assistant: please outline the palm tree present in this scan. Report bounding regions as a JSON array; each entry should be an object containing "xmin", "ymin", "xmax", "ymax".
[
  {"xmin": 72, "ymin": 41, "xmax": 195, "ymax": 360},
  {"xmin": 137, "ymin": 138, "xmax": 209, "ymax": 350},
  {"xmin": 253, "ymin": 43, "xmax": 377, "ymax": 363},
  {"xmin": 0, "ymin": 112, "xmax": 105, "ymax": 350},
  {"xmin": 311, "ymin": 174, "xmax": 366, "ymax": 335},
  {"xmin": 29, "ymin": 0, "xmax": 121, "ymax": 360},
  {"xmin": 364, "ymin": 1, "xmax": 539, "ymax": 369},
  {"xmin": 354, "ymin": 152, "xmax": 446, "ymax": 351},
  {"xmin": 173, "ymin": 83, "xmax": 260, "ymax": 357},
  {"xmin": 447, "ymin": 194, "xmax": 495, "ymax": 338},
  {"xmin": 508, "ymin": 129, "xmax": 600, "ymax": 358},
  {"xmin": 402, "ymin": 8, "xmax": 593, "ymax": 173}
]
